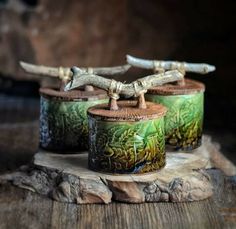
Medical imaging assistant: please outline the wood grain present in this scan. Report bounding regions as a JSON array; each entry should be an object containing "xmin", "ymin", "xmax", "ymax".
[
  {"xmin": 0, "ymin": 182, "xmax": 226, "ymax": 229},
  {"xmin": 0, "ymin": 166, "xmax": 235, "ymax": 228},
  {"xmin": 0, "ymin": 151, "xmax": 213, "ymax": 204}
]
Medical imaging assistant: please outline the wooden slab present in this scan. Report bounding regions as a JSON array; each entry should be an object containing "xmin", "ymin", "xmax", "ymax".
[{"xmin": 1, "ymin": 150, "xmax": 213, "ymax": 204}]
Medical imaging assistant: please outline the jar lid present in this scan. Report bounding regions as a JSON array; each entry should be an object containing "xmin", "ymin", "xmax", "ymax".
[
  {"xmin": 147, "ymin": 78, "xmax": 205, "ymax": 96},
  {"xmin": 88, "ymin": 100, "xmax": 167, "ymax": 122},
  {"xmin": 39, "ymin": 87, "xmax": 108, "ymax": 101}
]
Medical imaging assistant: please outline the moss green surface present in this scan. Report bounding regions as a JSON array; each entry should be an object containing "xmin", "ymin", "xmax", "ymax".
[
  {"xmin": 40, "ymin": 97, "xmax": 108, "ymax": 151},
  {"xmin": 88, "ymin": 116, "xmax": 165, "ymax": 174},
  {"xmin": 146, "ymin": 93, "xmax": 204, "ymax": 150}
]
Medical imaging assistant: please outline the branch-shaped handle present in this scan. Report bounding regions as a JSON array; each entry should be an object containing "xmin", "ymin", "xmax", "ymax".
[
  {"xmin": 20, "ymin": 61, "xmax": 131, "ymax": 91},
  {"xmin": 126, "ymin": 55, "xmax": 216, "ymax": 74},
  {"xmin": 65, "ymin": 67, "xmax": 183, "ymax": 110},
  {"xmin": 20, "ymin": 61, "xmax": 131, "ymax": 77}
]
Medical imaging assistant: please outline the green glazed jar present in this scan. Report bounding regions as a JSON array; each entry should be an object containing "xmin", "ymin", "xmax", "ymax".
[
  {"xmin": 145, "ymin": 79, "xmax": 205, "ymax": 151},
  {"xmin": 87, "ymin": 101, "xmax": 167, "ymax": 174},
  {"xmin": 40, "ymin": 88, "xmax": 108, "ymax": 152}
]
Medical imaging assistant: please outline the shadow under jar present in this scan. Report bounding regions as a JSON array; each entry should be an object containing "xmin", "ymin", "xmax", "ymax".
[
  {"xmin": 145, "ymin": 79, "xmax": 205, "ymax": 151},
  {"xmin": 40, "ymin": 88, "xmax": 108, "ymax": 152},
  {"xmin": 87, "ymin": 100, "xmax": 167, "ymax": 174}
]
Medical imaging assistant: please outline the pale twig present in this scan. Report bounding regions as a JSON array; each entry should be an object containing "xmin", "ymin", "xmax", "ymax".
[{"xmin": 126, "ymin": 55, "xmax": 216, "ymax": 74}]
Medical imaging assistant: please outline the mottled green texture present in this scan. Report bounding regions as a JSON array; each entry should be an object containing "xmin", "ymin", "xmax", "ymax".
[
  {"xmin": 88, "ymin": 116, "xmax": 165, "ymax": 174},
  {"xmin": 146, "ymin": 93, "xmax": 204, "ymax": 151},
  {"xmin": 40, "ymin": 96, "xmax": 108, "ymax": 151}
]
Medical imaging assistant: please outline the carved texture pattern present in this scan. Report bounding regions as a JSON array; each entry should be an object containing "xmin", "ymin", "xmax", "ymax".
[
  {"xmin": 88, "ymin": 117, "xmax": 165, "ymax": 174},
  {"xmin": 146, "ymin": 93, "xmax": 204, "ymax": 150},
  {"xmin": 40, "ymin": 96, "xmax": 108, "ymax": 151}
]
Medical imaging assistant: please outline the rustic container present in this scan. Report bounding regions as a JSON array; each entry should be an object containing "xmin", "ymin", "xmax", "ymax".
[
  {"xmin": 87, "ymin": 100, "xmax": 167, "ymax": 174},
  {"xmin": 40, "ymin": 88, "xmax": 108, "ymax": 152},
  {"xmin": 145, "ymin": 79, "xmax": 205, "ymax": 151}
]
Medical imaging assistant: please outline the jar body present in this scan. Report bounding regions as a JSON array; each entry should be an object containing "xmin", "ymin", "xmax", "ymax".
[
  {"xmin": 40, "ymin": 96, "xmax": 108, "ymax": 152},
  {"xmin": 146, "ymin": 92, "xmax": 204, "ymax": 151},
  {"xmin": 88, "ymin": 116, "xmax": 166, "ymax": 174}
]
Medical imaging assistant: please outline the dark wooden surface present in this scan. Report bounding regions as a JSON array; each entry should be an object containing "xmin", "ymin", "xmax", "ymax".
[
  {"xmin": 0, "ymin": 95, "xmax": 235, "ymax": 229},
  {"xmin": 0, "ymin": 169, "xmax": 235, "ymax": 229}
]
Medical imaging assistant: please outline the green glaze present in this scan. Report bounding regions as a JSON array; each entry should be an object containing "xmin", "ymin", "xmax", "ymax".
[
  {"xmin": 40, "ymin": 96, "xmax": 108, "ymax": 151},
  {"xmin": 146, "ymin": 93, "xmax": 204, "ymax": 151},
  {"xmin": 88, "ymin": 116, "xmax": 165, "ymax": 174}
]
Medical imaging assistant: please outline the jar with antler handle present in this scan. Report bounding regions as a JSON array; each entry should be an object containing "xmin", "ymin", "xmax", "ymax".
[
  {"xmin": 65, "ymin": 67, "xmax": 183, "ymax": 173},
  {"xmin": 127, "ymin": 55, "xmax": 215, "ymax": 151},
  {"xmin": 20, "ymin": 61, "xmax": 130, "ymax": 152}
]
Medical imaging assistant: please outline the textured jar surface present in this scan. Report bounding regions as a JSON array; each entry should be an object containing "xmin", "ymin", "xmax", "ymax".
[
  {"xmin": 88, "ymin": 116, "xmax": 165, "ymax": 174},
  {"xmin": 146, "ymin": 92, "xmax": 204, "ymax": 151},
  {"xmin": 40, "ymin": 96, "xmax": 108, "ymax": 151}
]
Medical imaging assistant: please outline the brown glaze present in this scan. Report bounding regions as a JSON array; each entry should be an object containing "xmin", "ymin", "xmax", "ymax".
[
  {"xmin": 88, "ymin": 100, "xmax": 167, "ymax": 121},
  {"xmin": 39, "ymin": 87, "xmax": 108, "ymax": 101},
  {"xmin": 147, "ymin": 78, "xmax": 205, "ymax": 95}
]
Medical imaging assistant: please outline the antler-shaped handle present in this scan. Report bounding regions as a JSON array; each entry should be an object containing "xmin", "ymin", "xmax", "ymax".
[
  {"xmin": 20, "ymin": 61, "xmax": 131, "ymax": 91},
  {"xmin": 127, "ymin": 55, "xmax": 215, "ymax": 86},
  {"xmin": 64, "ymin": 67, "xmax": 183, "ymax": 110},
  {"xmin": 126, "ymin": 55, "xmax": 216, "ymax": 74}
]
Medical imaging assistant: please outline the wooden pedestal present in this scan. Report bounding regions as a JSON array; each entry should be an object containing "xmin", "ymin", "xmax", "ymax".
[
  {"xmin": 2, "ymin": 152, "xmax": 211, "ymax": 204},
  {"xmin": 1, "ymin": 135, "xmax": 235, "ymax": 204}
]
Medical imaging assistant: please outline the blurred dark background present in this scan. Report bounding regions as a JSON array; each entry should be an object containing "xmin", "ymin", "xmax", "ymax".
[{"xmin": 0, "ymin": 0, "xmax": 235, "ymax": 170}]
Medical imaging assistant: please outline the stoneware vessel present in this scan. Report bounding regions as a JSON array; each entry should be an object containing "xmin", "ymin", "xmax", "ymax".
[
  {"xmin": 87, "ymin": 100, "xmax": 167, "ymax": 174},
  {"xmin": 126, "ymin": 55, "xmax": 215, "ymax": 151},
  {"xmin": 65, "ymin": 65, "xmax": 183, "ymax": 173},
  {"xmin": 40, "ymin": 88, "xmax": 108, "ymax": 151},
  {"xmin": 20, "ymin": 61, "xmax": 131, "ymax": 152},
  {"xmin": 146, "ymin": 79, "xmax": 205, "ymax": 150}
]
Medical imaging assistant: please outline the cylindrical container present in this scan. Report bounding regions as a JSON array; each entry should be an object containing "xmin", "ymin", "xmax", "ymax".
[
  {"xmin": 145, "ymin": 79, "xmax": 205, "ymax": 151},
  {"xmin": 40, "ymin": 88, "xmax": 108, "ymax": 152},
  {"xmin": 87, "ymin": 101, "xmax": 167, "ymax": 174}
]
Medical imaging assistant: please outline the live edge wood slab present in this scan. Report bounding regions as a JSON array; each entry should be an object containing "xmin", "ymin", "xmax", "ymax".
[
  {"xmin": 1, "ymin": 152, "xmax": 213, "ymax": 204},
  {"xmin": 1, "ymin": 136, "xmax": 235, "ymax": 205}
]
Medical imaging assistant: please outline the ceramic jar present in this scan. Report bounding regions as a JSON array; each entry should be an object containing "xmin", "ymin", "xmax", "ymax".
[
  {"xmin": 40, "ymin": 88, "xmax": 108, "ymax": 152},
  {"xmin": 87, "ymin": 100, "xmax": 167, "ymax": 174},
  {"xmin": 146, "ymin": 79, "xmax": 205, "ymax": 151}
]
